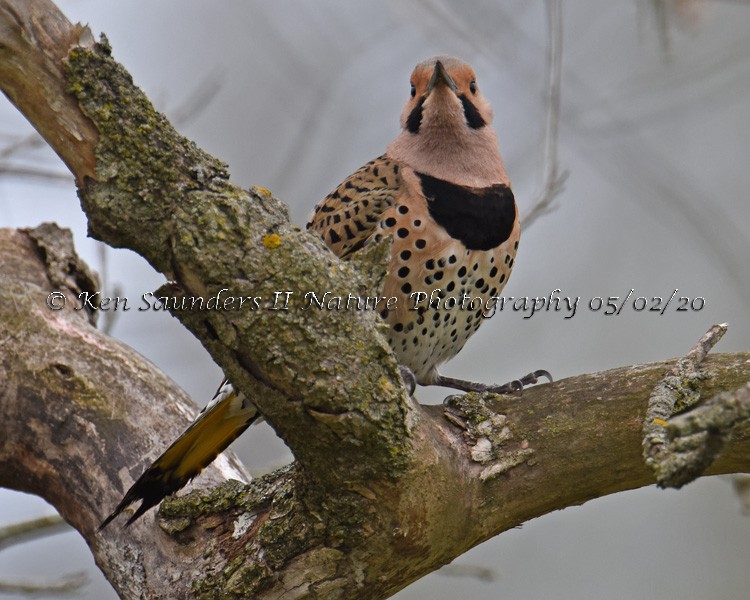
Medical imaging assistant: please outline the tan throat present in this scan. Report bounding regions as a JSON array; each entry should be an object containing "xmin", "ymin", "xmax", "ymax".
[{"xmin": 386, "ymin": 125, "xmax": 508, "ymax": 188}]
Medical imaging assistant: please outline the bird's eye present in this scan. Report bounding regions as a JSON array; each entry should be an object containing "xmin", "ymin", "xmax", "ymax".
[
  {"xmin": 469, "ymin": 80, "xmax": 477, "ymax": 94},
  {"xmin": 410, "ymin": 83, "xmax": 416, "ymax": 98}
]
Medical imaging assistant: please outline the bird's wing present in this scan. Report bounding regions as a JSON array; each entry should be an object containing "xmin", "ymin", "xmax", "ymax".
[{"xmin": 307, "ymin": 155, "xmax": 403, "ymax": 259}]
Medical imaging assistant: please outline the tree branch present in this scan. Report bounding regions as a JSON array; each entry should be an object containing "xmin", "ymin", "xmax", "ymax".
[
  {"xmin": 0, "ymin": 0, "xmax": 98, "ymax": 182},
  {"xmin": 0, "ymin": 225, "xmax": 251, "ymax": 598},
  {"xmin": 0, "ymin": 515, "xmax": 68, "ymax": 552},
  {"xmin": 0, "ymin": 573, "xmax": 87, "ymax": 596},
  {"xmin": 2, "ymin": 225, "xmax": 749, "ymax": 598},
  {"xmin": 642, "ymin": 322, "xmax": 736, "ymax": 487},
  {"xmin": 661, "ymin": 383, "xmax": 750, "ymax": 487},
  {"xmin": 2, "ymin": 0, "xmax": 412, "ymax": 487},
  {"xmin": 0, "ymin": 515, "xmax": 86, "ymax": 596},
  {"xmin": 521, "ymin": 0, "xmax": 568, "ymax": 229},
  {"xmin": 1, "ymin": 1, "xmax": 749, "ymax": 599}
]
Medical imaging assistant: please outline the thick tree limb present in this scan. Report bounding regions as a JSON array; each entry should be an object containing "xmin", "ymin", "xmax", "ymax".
[
  {"xmin": 2, "ymin": 225, "xmax": 749, "ymax": 598},
  {"xmin": 2, "ymin": 0, "xmax": 412, "ymax": 487},
  {"xmin": 1, "ymin": 2, "xmax": 749, "ymax": 599},
  {"xmin": 0, "ymin": 225, "xmax": 252, "ymax": 598}
]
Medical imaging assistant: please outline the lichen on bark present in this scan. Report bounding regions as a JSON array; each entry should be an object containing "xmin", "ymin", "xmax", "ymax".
[
  {"xmin": 64, "ymin": 36, "xmax": 414, "ymax": 487},
  {"xmin": 65, "ymin": 36, "xmax": 230, "ymax": 273}
]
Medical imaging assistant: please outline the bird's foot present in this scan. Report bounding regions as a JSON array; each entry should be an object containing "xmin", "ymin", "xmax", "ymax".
[
  {"xmin": 434, "ymin": 370, "xmax": 552, "ymax": 396},
  {"xmin": 483, "ymin": 370, "xmax": 553, "ymax": 394}
]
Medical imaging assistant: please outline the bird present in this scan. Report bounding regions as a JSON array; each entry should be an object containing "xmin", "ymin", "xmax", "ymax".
[{"xmin": 100, "ymin": 56, "xmax": 549, "ymax": 529}]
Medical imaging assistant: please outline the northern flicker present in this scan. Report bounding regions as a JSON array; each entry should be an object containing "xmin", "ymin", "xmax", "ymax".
[{"xmin": 100, "ymin": 56, "xmax": 549, "ymax": 529}]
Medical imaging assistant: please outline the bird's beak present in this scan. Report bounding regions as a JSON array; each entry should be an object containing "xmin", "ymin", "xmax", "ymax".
[{"xmin": 427, "ymin": 60, "xmax": 458, "ymax": 93}]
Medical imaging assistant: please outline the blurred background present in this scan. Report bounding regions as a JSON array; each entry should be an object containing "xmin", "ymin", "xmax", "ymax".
[{"xmin": 1, "ymin": 0, "xmax": 749, "ymax": 598}]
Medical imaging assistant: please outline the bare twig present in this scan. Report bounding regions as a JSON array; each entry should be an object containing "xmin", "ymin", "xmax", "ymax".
[
  {"xmin": 439, "ymin": 563, "xmax": 496, "ymax": 582},
  {"xmin": 0, "ymin": 70, "xmax": 219, "ymax": 187},
  {"xmin": 0, "ymin": 132, "xmax": 45, "ymax": 159},
  {"xmin": 649, "ymin": 0, "xmax": 673, "ymax": 57},
  {"xmin": 521, "ymin": 0, "xmax": 568, "ymax": 230},
  {"xmin": 0, "ymin": 514, "xmax": 68, "ymax": 551},
  {"xmin": 640, "ymin": 0, "xmax": 708, "ymax": 59},
  {"xmin": 0, "ymin": 515, "xmax": 84, "ymax": 597},
  {"xmin": 642, "ymin": 323, "xmax": 731, "ymax": 486},
  {"xmin": 169, "ymin": 74, "xmax": 224, "ymax": 126},
  {"xmin": 0, "ymin": 164, "xmax": 71, "ymax": 183},
  {"xmin": 96, "ymin": 241, "xmax": 124, "ymax": 335},
  {"xmin": 0, "ymin": 573, "xmax": 87, "ymax": 596},
  {"xmin": 730, "ymin": 474, "xmax": 750, "ymax": 515}
]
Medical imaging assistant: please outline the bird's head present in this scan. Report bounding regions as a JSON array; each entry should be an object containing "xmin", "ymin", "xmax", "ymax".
[
  {"xmin": 400, "ymin": 56, "xmax": 494, "ymax": 135},
  {"xmin": 388, "ymin": 56, "xmax": 505, "ymax": 187}
]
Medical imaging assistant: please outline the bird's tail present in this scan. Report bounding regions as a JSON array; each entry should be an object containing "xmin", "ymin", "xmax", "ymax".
[{"xmin": 99, "ymin": 381, "xmax": 258, "ymax": 529}]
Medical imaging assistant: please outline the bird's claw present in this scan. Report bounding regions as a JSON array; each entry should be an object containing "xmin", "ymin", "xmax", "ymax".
[
  {"xmin": 399, "ymin": 365, "xmax": 417, "ymax": 396},
  {"xmin": 484, "ymin": 370, "xmax": 553, "ymax": 395}
]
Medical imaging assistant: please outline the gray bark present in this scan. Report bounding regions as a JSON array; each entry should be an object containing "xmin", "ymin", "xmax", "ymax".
[{"xmin": 1, "ymin": 1, "xmax": 749, "ymax": 598}]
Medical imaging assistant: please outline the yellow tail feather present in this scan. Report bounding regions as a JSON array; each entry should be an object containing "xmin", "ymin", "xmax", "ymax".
[{"xmin": 100, "ymin": 383, "xmax": 257, "ymax": 528}]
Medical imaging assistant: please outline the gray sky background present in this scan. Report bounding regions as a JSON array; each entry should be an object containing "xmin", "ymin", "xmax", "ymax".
[{"xmin": 1, "ymin": 1, "xmax": 749, "ymax": 598}]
